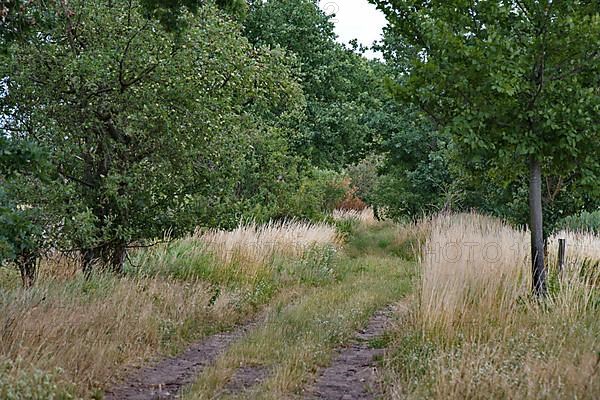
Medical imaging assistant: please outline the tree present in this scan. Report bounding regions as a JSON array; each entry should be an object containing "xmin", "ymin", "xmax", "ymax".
[
  {"xmin": 139, "ymin": 0, "xmax": 248, "ymax": 29},
  {"xmin": 1, "ymin": 0, "xmax": 304, "ymax": 274},
  {"xmin": 370, "ymin": 99, "xmax": 454, "ymax": 219},
  {"xmin": 0, "ymin": 136, "xmax": 49, "ymax": 286},
  {"xmin": 372, "ymin": 0, "xmax": 600, "ymax": 296},
  {"xmin": 244, "ymin": 0, "xmax": 383, "ymax": 169},
  {"xmin": 0, "ymin": 0, "xmax": 246, "ymax": 43}
]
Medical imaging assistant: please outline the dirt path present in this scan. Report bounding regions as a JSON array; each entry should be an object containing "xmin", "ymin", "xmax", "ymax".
[
  {"xmin": 104, "ymin": 319, "xmax": 261, "ymax": 400},
  {"xmin": 308, "ymin": 305, "xmax": 399, "ymax": 400},
  {"xmin": 103, "ymin": 299, "xmax": 406, "ymax": 400}
]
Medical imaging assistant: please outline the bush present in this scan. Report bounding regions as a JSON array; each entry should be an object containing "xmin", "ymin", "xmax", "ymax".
[
  {"xmin": 0, "ymin": 359, "xmax": 74, "ymax": 400},
  {"xmin": 282, "ymin": 169, "xmax": 347, "ymax": 220},
  {"xmin": 558, "ymin": 210, "xmax": 600, "ymax": 234},
  {"xmin": 345, "ymin": 156, "xmax": 381, "ymax": 206}
]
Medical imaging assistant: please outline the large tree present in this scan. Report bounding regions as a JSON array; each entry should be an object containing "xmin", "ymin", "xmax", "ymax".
[
  {"xmin": 372, "ymin": 0, "xmax": 600, "ymax": 296},
  {"xmin": 0, "ymin": 0, "xmax": 246, "ymax": 46},
  {"xmin": 244, "ymin": 0, "xmax": 383, "ymax": 169},
  {"xmin": 1, "ymin": 0, "xmax": 304, "ymax": 276}
]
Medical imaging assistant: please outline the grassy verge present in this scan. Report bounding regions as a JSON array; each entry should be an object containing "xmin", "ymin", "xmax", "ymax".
[
  {"xmin": 0, "ymin": 269, "xmax": 255, "ymax": 399},
  {"xmin": 0, "ymin": 221, "xmax": 342, "ymax": 399},
  {"xmin": 181, "ymin": 254, "xmax": 414, "ymax": 399},
  {"xmin": 382, "ymin": 213, "xmax": 600, "ymax": 400}
]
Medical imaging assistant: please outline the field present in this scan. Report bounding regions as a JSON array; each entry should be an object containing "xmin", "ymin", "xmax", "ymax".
[
  {"xmin": 1, "ymin": 213, "xmax": 598, "ymax": 399},
  {"xmin": 384, "ymin": 214, "xmax": 600, "ymax": 399}
]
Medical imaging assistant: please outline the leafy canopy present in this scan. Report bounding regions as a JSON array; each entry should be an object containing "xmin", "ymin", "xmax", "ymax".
[
  {"xmin": 1, "ymin": 0, "xmax": 304, "ymax": 267},
  {"xmin": 244, "ymin": 0, "xmax": 385, "ymax": 169},
  {"xmin": 372, "ymin": 0, "xmax": 599, "ymax": 178}
]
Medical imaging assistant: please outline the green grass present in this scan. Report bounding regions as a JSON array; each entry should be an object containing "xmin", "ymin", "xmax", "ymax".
[
  {"xmin": 179, "ymin": 220, "xmax": 418, "ymax": 399},
  {"xmin": 0, "ymin": 359, "xmax": 74, "ymax": 400},
  {"xmin": 181, "ymin": 255, "xmax": 415, "ymax": 400}
]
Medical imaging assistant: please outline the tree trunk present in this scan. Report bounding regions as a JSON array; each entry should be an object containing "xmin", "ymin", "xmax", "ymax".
[
  {"xmin": 17, "ymin": 251, "xmax": 38, "ymax": 288},
  {"xmin": 529, "ymin": 157, "xmax": 547, "ymax": 297},
  {"xmin": 110, "ymin": 244, "xmax": 127, "ymax": 274},
  {"xmin": 82, "ymin": 247, "xmax": 98, "ymax": 278},
  {"xmin": 373, "ymin": 204, "xmax": 381, "ymax": 221}
]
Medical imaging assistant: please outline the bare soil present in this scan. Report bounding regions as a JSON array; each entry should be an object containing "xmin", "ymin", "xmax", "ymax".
[
  {"xmin": 104, "ymin": 304, "xmax": 404, "ymax": 400},
  {"xmin": 104, "ymin": 320, "xmax": 260, "ymax": 400},
  {"xmin": 308, "ymin": 306, "xmax": 396, "ymax": 400}
]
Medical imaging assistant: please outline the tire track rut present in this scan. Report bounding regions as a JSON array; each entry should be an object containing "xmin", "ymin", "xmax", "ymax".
[
  {"xmin": 308, "ymin": 304, "xmax": 402, "ymax": 400},
  {"xmin": 104, "ymin": 318, "xmax": 261, "ymax": 400}
]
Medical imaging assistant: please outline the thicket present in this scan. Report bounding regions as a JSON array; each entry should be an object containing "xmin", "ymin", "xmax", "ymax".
[
  {"xmin": 2, "ymin": 0, "xmax": 598, "ymax": 287},
  {"xmin": 0, "ymin": 0, "xmax": 381, "ymax": 284}
]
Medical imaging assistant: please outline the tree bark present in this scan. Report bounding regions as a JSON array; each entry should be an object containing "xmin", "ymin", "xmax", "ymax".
[
  {"xmin": 82, "ymin": 247, "xmax": 99, "ymax": 278},
  {"xmin": 110, "ymin": 244, "xmax": 127, "ymax": 274},
  {"xmin": 17, "ymin": 251, "xmax": 38, "ymax": 288},
  {"xmin": 529, "ymin": 157, "xmax": 547, "ymax": 297},
  {"xmin": 373, "ymin": 204, "xmax": 381, "ymax": 221}
]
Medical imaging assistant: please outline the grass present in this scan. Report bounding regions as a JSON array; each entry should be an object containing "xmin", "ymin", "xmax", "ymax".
[
  {"xmin": 343, "ymin": 220, "xmax": 425, "ymax": 261},
  {"xmin": 127, "ymin": 220, "xmax": 340, "ymax": 288},
  {"xmin": 181, "ymin": 223, "xmax": 416, "ymax": 399},
  {"xmin": 382, "ymin": 213, "xmax": 600, "ymax": 400},
  {"xmin": 9, "ymin": 211, "xmax": 592, "ymax": 399},
  {"xmin": 0, "ymin": 220, "xmax": 343, "ymax": 399},
  {"xmin": 0, "ymin": 271, "xmax": 250, "ymax": 397},
  {"xmin": 332, "ymin": 207, "xmax": 377, "ymax": 225}
]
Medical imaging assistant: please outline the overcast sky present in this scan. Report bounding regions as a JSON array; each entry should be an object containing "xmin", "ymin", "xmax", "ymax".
[{"xmin": 318, "ymin": 0, "xmax": 387, "ymax": 59}]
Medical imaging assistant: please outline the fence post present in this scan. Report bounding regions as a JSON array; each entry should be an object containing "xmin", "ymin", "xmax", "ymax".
[{"xmin": 557, "ymin": 238, "xmax": 566, "ymax": 275}]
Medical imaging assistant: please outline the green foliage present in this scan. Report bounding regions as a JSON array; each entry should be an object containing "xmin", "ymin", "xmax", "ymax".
[
  {"xmin": 139, "ymin": 0, "xmax": 248, "ymax": 29},
  {"xmin": 0, "ymin": 192, "xmax": 42, "ymax": 262},
  {"xmin": 374, "ymin": 0, "xmax": 600, "ymax": 164},
  {"xmin": 345, "ymin": 156, "xmax": 381, "ymax": 206},
  {"xmin": 338, "ymin": 60, "xmax": 456, "ymax": 220},
  {"xmin": 373, "ymin": 114, "xmax": 453, "ymax": 219},
  {"xmin": 558, "ymin": 210, "xmax": 600, "ymax": 234},
  {"xmin": 452, "ymin": 158, "xmax": 600, "ymax": 236},
  {"xmin": 283, "ymin": 169, "xmax": 347, "ymax": 220},
  {"xmin": 1, "ymin": 0, "xmax": 307, "ymax": 268},
  {"xmin": 244, "ymin": 0, "xmax": 384, "ymax": 169},
  {"xmin": 0, "ymin": 359, "xmax": 74, "ymax": 400},
  {"xmin": 0, "ymin": 0, "xmax": 52, "ymax": 48},
  {"xmin": 0, "ymin": 135, "xmax": 49, "ymax": 264},
  {"xmin": 0, "ymin": 0, "xmax": 246, "ymax": 49},
  {"xmin": 373, "ymin": 0, "xmax": 600, "ymax": 239}
]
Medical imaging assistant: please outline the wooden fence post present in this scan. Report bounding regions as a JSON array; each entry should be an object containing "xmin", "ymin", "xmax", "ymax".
[{"xmin": 557, "ymin": 238, "xmax": 566, "ymax": 275}]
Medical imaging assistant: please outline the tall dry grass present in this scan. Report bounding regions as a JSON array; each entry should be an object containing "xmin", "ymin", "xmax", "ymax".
[
  {"xmin": 196, "ymin": 220, "xmax": 340, "ymax": 265},
  {"xmin": 548, "ymin": 229, "xmax": 600, "ymax": 267},
  {"xmin": 420, "ymin": 213, "xmax": 531, "ymax": 336},
  {"xmin": 386, "ymin": 212, "xmax": 600, "ymax": 399},
  {"xmin": 0, "ymin": 274, "xmax": 243, "ymax": 397},
  {"xmin": 0, "ymin": 220, "xmax": 340, "ymax": 398},
  {"xmin": 332, "ymin": 207, "xmax": 377, "ymax": 225},
  {"xmin": 131, "ymin": 220, "xmax": 340, "ymax": 284},
  {"xmin": 420, "ymin": 213, "xmax": 600, "ymax": 336}
]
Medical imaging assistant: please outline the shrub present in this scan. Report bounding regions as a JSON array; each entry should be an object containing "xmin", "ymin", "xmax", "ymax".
[
  {"xmin": 282, "ymin": 169, "xmax": 347, "ymax": 220},
  {"xmin": 558, "ymin": 210, "xmax": 600, "ymax": 234},
  {"xmin": 0, "ymin": 358, "xmax": 74, "ymax": 400}
]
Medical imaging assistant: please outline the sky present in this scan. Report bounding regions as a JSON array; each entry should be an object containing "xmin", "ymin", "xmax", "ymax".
[{"xmin": 318, "ymin": 0, "xmax": 387, "ymax": 59}]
